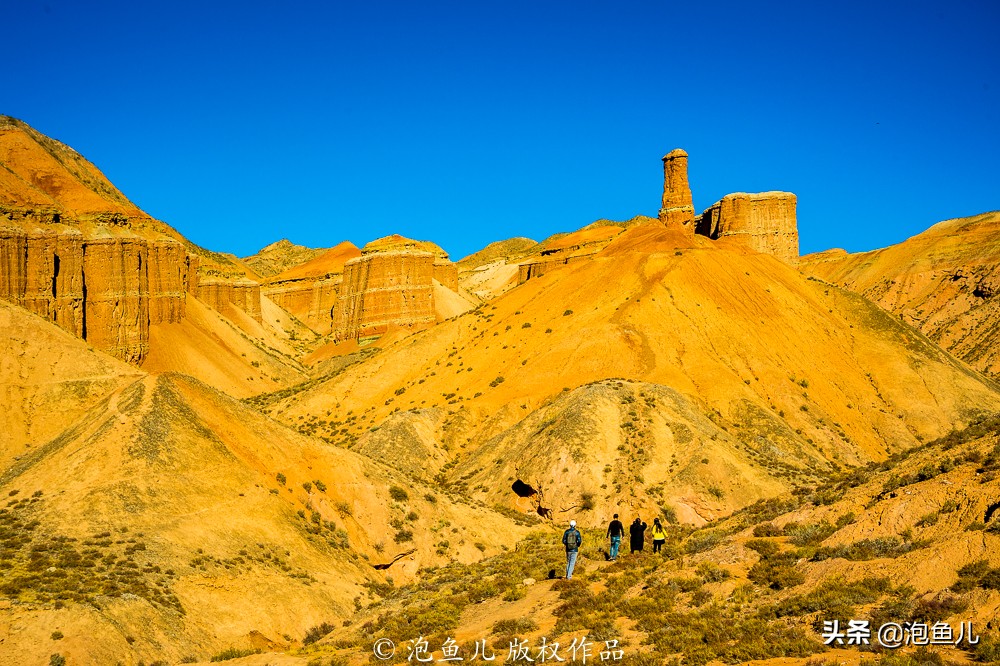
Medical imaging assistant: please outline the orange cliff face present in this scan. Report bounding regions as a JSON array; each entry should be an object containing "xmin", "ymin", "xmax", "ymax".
[
  {"xmin": 514, "ymin": 150, "xmax": 799, "ymax": 289},
  {"xmin": 0, "ymin": 116, "xmax": 201, "ymax": 362},
  {"xmin": 332, "ymin": 235, "xmax": 460, "ymax": 342},
  {"xmin": 0, "ymin": 116, "xmax": 272, "ymax": 363},
  {"xmin": 698, "ymin": 191, "xmax": 799, "ymax": 263},
  {"xmin": 261, "ymin": 241, "xmax": 362, "ymax": 334}
]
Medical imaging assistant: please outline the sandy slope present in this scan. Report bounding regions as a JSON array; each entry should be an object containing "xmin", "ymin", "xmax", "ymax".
[
  {"xmin": 268, "ymin": 222, "xmax": 1000, "ymax": 524},
  {"xmin": 801, "ymin": 211, "xmax": 1000, "ymax": 377}
]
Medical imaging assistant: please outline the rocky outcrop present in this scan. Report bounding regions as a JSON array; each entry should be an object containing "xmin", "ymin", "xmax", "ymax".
[
  {"xmin": 651, "ymin": 148, "xmax": 799, "ymax": 262},
  {"xmin": 517, "ymin": 254, "xmax": 593, "ymax": 284},
  {"xmin": 334, "ymin": 251, "xmax": 435, "ymax": 341},
  {"xmin": 264, "ymin": 277, "xmax": 341, "ymax": 332},
  {"xmin": 515, "ymin": 223, "xmax": 633, "ymax": 285},
  {"xmin": 434, "ymin": 262, "xmax": 459, "ymax": 292},
  {"xmin": 697, "ymin": 192, "xmax": 798, "ymax": 262},
  {"xmin": 0, "ymin": 215, "xmax": 192, "ymax": 363},
  {"xmin": 259, "ymin": 241, "xmax": 361, "ymax": 334},
  {"xmin": 332, "ymin": 236, "xmax": 459, "ymax": 342},
  {"xmin": 658, "ymin": 149, "xmax": 695, "ymax": 231},
  {"xmin": 196, "ymin": 278, "xmax": 262, "ymax": 323},
  {"xmin": 0, "ymin": 116, "xmax": 266, "ymax": 362}
]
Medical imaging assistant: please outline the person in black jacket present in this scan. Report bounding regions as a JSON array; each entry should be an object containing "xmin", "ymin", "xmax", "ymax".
[
  {"xmin": 629, "ymin": 517, "xmax": 647, "ymax": 553},
  {"xmin": 562, "ymin": 519, "xmax": 583, "ymax": 579},
  {"xmin": 606, "ymin": 514, "xmax": 624, "ymax": 561}
]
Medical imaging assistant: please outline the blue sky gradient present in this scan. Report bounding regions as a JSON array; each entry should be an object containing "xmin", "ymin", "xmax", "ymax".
[{"xmin": 4, "ymin": 0, "xmax": 998, "ymax": 260}]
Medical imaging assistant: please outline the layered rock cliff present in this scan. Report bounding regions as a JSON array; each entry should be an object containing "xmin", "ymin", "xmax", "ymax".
[
  {"xmin": 332, "ymin": 236, "xmax": 459, "ymax": 342},
  {"xmin": 650, "ymin": 147, "xmax": 801, "ymax": 262},
  {"xmin": 196, "ymin": 277, "xmax": 262, "ymax": 323},
  {"xmin": 0, "ymin": 116, "xmax": 262, "ymax": 362},
  {"xmin": 698, "ymin": 192, "xmax": 799, "ymax": 262},
  {"xmin": 261, "ymin": 241, "xmax": 361, "ymax": 333},
  {"xmin": 0, "ymin": 220, "xmax": 196, "ymax": 363},
  {"xmin": 0, "ymin": 118, "xmax": 202, "ymax": 362}
]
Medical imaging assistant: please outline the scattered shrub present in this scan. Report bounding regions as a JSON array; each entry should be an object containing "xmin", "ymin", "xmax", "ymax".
[
  {"xmin": 752, "ymin": 523, "xmax": 783, "ymax": 537},
  {"xmin": 210, "ymin": 647, "xmax": 262, "ymax": 662},
  {"xmin": 303, "ymin": 622, "xmax": 335, "ymax": 645}
]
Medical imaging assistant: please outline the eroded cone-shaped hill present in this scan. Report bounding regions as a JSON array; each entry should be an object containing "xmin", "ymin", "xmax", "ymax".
[
  {"xmin": 242, "ymin": 239, "xmax": 330, "ymax": 279},
  {"xmin": 268, "ymin": 222, "xmax": 1000, "ymax": 523},
  {"xmin": 801, "ymin": 211, "xmax": 1000, "ymax": 377},
  {"xmin": 0, "ymin": 360, "xmax": 528, "ymax": 664}
]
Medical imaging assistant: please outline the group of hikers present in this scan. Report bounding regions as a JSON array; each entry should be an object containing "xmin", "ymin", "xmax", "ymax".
[{"xmin": 560, "ymin": 513, "xmax": 668, "ymax": 579}]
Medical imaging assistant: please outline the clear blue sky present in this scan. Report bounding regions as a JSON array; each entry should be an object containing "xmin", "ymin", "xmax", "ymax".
[{"xmin": 4, "ymin": 0, "xmax": 998, "ymax": 260}]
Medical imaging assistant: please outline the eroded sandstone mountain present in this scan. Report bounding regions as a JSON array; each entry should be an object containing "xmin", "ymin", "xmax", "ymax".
[
  {"xmin": 273, "ymin": 223, "xmax": 1000, "ymax": 523},
  {"xmin": 0, "ymin": 117, "xmax": 197, "ymax": 362},
  {"xmin": 0, "ymin": 117, "xmax": 268, "ymax": 363},
  {"xmin": 332, "ymin": 235, "xmax": 463, "ymax": 342},
  {"xmin": 262, "ymin": 241, "xmax": 361, "ymax": 334},
  {"xmin": 800, "ymin": 210, "xmax": 1000, "ymax": 376},
  {"xmin": 698, "ymin": 191, "xmax": 799, "ymax": 262}
]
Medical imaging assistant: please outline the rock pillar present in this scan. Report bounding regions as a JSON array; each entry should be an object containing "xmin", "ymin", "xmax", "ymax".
[{"xmin": 658, "ymin": 149, "xmax": 695, "ymax": 232}]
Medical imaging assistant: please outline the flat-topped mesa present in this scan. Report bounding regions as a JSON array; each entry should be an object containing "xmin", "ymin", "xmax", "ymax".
[
  {"xmin": 332, "ymin": 235, "xmax": 457, "ymax": 342},
  {"xmin": 698, "ymin": 192, "xmax": 799, "ymax": 263},
  {"xmin": 360, "ymin": 234, "xmax": 458, "ymax": 291},
  {"xmin": 658, "ymin": 149, "xmax": 695, "ymax": 232}
]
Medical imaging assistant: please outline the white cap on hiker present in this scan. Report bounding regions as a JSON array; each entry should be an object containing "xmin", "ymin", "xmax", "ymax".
[{"xmin": 570, "ymin": 520, "xmax": 576, "ymax": 527}]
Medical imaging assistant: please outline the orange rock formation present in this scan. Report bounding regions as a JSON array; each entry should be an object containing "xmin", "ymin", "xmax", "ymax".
[
  {"xmin": 697, "ymin": 191, "xmax": 799, "ymax": 262},
  {"xmin": 658, "ymin": 148, "xmax": 695, "ymax": 231},
  {"xmin": 196, "ymin": 277, "xmax": 263, "ymax": 323},
  {"xmin": 0, "ymin": 116, "xmax": 264, "ymax": 361},
  {"xmin": 262, "ymin": 241, "xmax": 361, "ymax": 333},
  {"xmin": 652, "ymin": 147, "xmax": 799, "ymax": 261},
  {"xmin": 0, "ymin": 118, "xmax": 199, "ymax": 362},
  {"xmin": 332, "ymin": 235, "xmax": 458, "ymax": 342}
]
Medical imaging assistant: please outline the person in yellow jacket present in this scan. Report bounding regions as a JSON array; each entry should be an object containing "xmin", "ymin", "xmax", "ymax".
[{"xmin": 651, "ymin": 517, "xmax": 667, "ymax": 554}]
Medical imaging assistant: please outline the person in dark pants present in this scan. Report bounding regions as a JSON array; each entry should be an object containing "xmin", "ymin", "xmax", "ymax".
[
  {"xmin": 629, "ymin": 517, "xmax": 647, "ymax": 553},
  {"xmin": 606, "ymin": 514, "xmax": 624, "ymax": 561},
  {"xmin": 651, "ymin": 517, "xmax": 667, "ymax": 553},
  {"xmin": 562, "ymin": 519, "xmax": 583, "ymax": 579}
]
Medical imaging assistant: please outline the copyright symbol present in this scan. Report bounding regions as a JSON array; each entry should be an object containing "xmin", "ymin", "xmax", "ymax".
[
  {"xmin": 373, "ymin": 637, "xmax": 395, "ymax": 660},
  {"xmin": 878, "ymin": 623, "xmax": 904, "ymax": 649}
]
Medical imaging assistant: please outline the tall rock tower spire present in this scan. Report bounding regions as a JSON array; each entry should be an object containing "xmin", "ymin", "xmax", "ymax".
[{"xmin": 659, "ymin": 149, "xmax": 695, "ymax": 232}]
